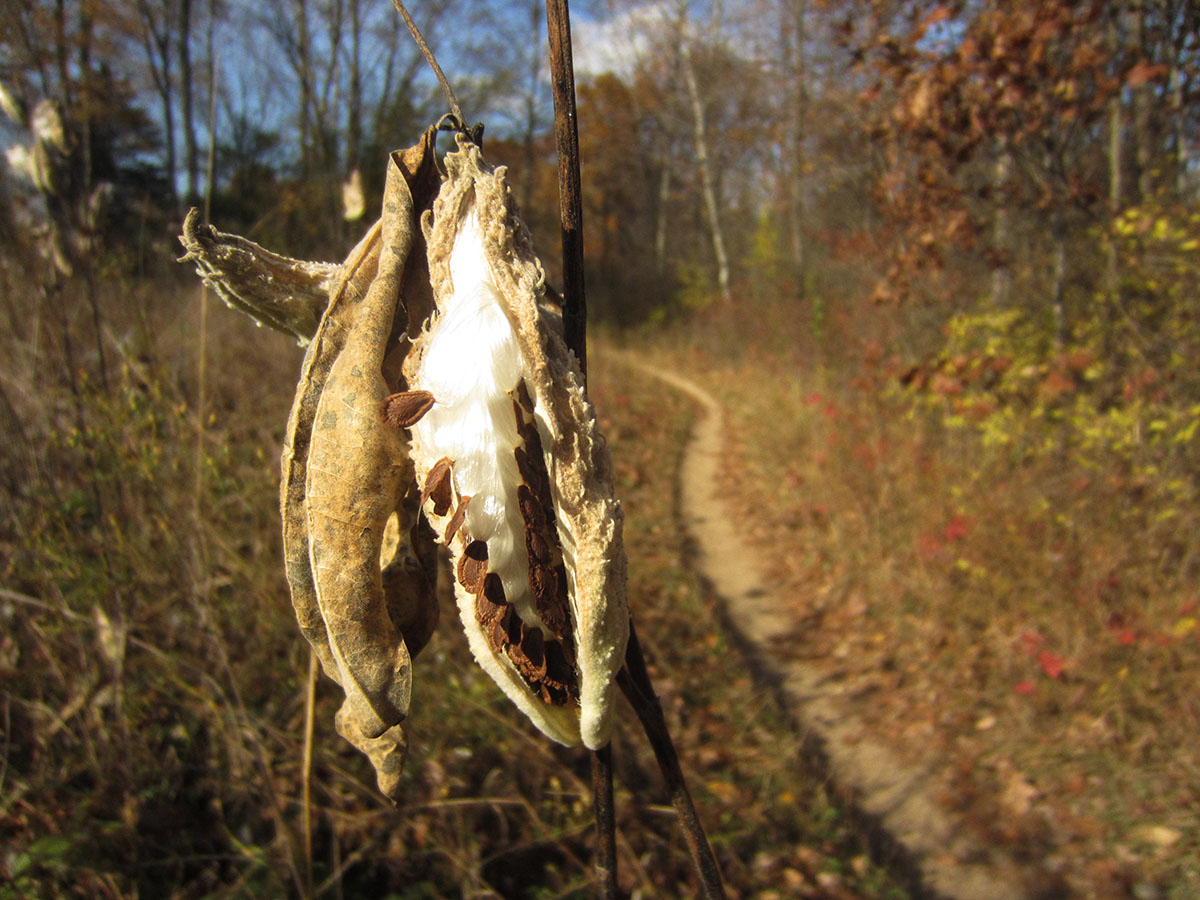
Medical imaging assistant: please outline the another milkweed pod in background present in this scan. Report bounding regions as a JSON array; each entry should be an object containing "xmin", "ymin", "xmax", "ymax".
[{"xmin": 389, "ymin": 136, "xmax": 629, "ymax": 750}]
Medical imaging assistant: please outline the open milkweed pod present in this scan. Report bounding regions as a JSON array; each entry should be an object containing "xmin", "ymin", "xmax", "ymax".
[{"xmin": 395, "ymin": 136, "xmax": 628, "ymax": 750}]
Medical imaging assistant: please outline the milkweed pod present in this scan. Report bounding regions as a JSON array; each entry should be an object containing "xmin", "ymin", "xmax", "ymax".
[
  {"xmin": 398, "ymin": 136, "xmax": 629, "ymax": 750},
  {"xmin": 285, "ymin": 127, "xmax": 440, "ymax": 800}
]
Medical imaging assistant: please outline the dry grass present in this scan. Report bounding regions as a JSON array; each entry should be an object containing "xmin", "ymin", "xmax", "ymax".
[
  {"xmin": 0, "ymin": 268, "xmax": 909, "ymax": 899},
  {"xmin": 623, "ymin": 297, "xmax": 1200, "ymax": 900}
]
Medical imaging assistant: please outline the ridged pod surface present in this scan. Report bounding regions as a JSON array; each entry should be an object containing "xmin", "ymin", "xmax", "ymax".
[
  {"xmin": 399, "ymin": 137, "xmax": 628, "ymax": 750},
  {"xmin": 184, "ymin": 128, "xmax": 448, "ymax": 801}
]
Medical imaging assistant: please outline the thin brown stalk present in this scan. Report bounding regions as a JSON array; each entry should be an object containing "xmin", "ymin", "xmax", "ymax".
[
  {"xmin": 617, "ymin": 623, "xmax": 726, "ymax": 898},
  {"xmin": 389, "ymin": 0, "xmax": 463, "ymax": 124},
  {"xmin": 591, "ymin": 746, "xmax": 617, "ymax": 899},
  {"xmin": 544, "ymin": 0, "xmax": 587, "ymax": 379},
  {"xmin": 302, "ymin": 649, "xmax": 319, "ymax": 900},
  {"xmin": 542, "ymin": 4, "xmax": 722, "ymax": 895}
]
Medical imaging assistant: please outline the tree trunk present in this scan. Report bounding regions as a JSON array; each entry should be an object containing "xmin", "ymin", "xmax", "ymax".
[
  {"xmin": 679, "ymin": 33, "xmax": 731, "ymax": 303},
  {"xmin": 76, "ymin": 3, "xmax": 94, "ymax": 198},
  {"xmin": 654, "ymin": 163, "xmax": 671, "ymax": 274},
  {"xmin": 137, "ymin": 0, "xmax": 177, "ymax": 207},
  {"xmin": 1105, "ymin": 16, "xmax": 1123, "ymax": 356},
  {"xmin": 180, "ymin": 0, "xmax": 199, "ymax": 203},
  {"xmin": 786, "ymin": 0, "xmax": 807, "ymax": 301},
  {"xmin": 1133, "ymin": 0, "xmax": 1153, "ymax": 201},
  {"xmin": 294, "ymin": 0, "xmax": 313, "ymax": 175},
  {"xmin": 346, "ymin": 0, "xmax": 363, "ymax": 175},
  {"xmin": 54, "ymin": 0, "xmax": 71, "ymax": 106},
  {"xmin": 521, "ymin": 0, "xmax": 542, "ymax": 213},
  {"xmin": 1170, "ymin": 0, "xmax": 1192, "ymax": 198}
]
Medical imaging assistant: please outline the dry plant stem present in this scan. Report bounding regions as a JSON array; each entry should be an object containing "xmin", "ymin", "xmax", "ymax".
[
  {"xmin": 591, "ymin": 746, "xmax": 617, "ymax": 900},
  {"xmin": 544, "ymin": 4, "xmax": 612, "ymax": 890},
  {"xmin": 617, "ymin": 623, "xmax": 726, "ymax": 899},
  {"xmin": 390, "ymin": 0, "xmax": 464, "ymax": 124},
  {"xmin": 541, "ymin": 3, "xmax": 719, "ymax": 892},
  {"xmin": 544, "ymin": 0, "xmax": 587, "ymax": 377},
  {"xmin": 302, "ymin": 649, "xmax": 318, "ymax": 900}
]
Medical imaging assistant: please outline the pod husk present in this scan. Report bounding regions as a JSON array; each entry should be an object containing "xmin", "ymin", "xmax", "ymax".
[
  {"xmin": 182, "ymin": 128, "xmax": 442, "ymax": 800},
  {"xmin": 404, "ymin": 137, "xmax": 628, "ymax": 750}
]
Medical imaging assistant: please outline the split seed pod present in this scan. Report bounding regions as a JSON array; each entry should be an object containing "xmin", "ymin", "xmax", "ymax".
[{"xmin": 395, "ymin": 137, "xmax": 628, "ymax": 750}]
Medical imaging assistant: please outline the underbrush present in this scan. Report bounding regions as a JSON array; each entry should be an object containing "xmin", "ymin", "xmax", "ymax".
[
  {"xmin": 0, "ymin": 268, "xmax": 907, "ymax": 899},
  {"xmin": 630, "ymin": 290, "xmax": 1200, "ymax": 899}
]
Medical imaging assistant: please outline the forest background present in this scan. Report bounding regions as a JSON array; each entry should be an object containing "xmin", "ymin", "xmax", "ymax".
[{"xmin": 1, "ymin": 0, "xmax": 1198, "ymax": 898}]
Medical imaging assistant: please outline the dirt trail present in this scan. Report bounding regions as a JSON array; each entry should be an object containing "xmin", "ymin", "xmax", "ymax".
[{"xmin": 619, "ymin": 357, "xmax": 1038, "ymax": 900}]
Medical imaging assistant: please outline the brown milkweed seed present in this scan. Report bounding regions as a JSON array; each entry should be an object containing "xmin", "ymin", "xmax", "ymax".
[
  {"xmin": 525, "ymin": 526, "xmax": 552, "ymax": 565},
  {"xmin": 443, "ymin": 495, "xmax": 471, "ymax": 544},
  {"xmin": 482, "ymin": 571, "xmax": 508, "ymax": 607},
  {"xmin": 514, "ymin": 380, "xmax": 535, "ymax": 413},
  {"xmin": 380, "ymin": 390, "xmax": 436, "ymax": 428},
  {"xmin": 421, "ymin": 457, "xmax": 454, "ymax": 516},
  {"xmin": 516, "ymin": 484, "xmax": 544, "ymax": 528},
  {"xmin": 456, "ymin": 540, "xmax": 488, "ymax": 592},
  {"xmin": 475, "ymin": 573, "xmax": 507, "ymax": 628}
]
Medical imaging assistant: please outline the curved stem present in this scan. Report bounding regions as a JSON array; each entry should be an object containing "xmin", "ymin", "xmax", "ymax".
[
  {"xmin": 591, "ymin": 745, "xmax": 617, "ymax": 899},
  {"xmin": 617, "ymin": 623, "xmax": 726, "ymax": 899},
  {"xmin": 390, "ymin": 0, "xmax": 463, "ymax": 124}
]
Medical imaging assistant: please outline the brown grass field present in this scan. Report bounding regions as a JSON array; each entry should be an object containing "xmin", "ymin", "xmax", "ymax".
[{"xmin": 2, "ymin": 277, "xmax": 912, "ymax": 899}]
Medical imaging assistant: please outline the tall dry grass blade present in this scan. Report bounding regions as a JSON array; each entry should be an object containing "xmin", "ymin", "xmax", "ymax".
[{"xmin": 302, "ymin": 648, "xmax": 318, "ymax": 900}]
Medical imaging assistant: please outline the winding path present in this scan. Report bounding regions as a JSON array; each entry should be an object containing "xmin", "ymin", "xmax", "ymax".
[{"xmin": 617, "ymin": 355, "xmax": 1037, "ymax": 900}]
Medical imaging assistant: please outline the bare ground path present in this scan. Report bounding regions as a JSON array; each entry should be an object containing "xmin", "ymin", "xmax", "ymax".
[{"xmin": 612, "ymin": 353, "xmax": 1046, "ymax": 900}]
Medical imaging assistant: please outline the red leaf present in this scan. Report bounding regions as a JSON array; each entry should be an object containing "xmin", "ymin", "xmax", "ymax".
[
  {"xmin": 944, "ymin": 514, "xmax": 973, "ymax": 543},
  {"xmin": 919, "ymin": 531, "xmax": 943, "ymax": 559},
  {"xmin": 1014, "ymin": 680, "xmax": 1036, "ymax": 696},
  {"xmin": 1038, "ymin": 650, "xmax": 1066, "ymax": 679},
  {"xmin": 1017, "ymin": 630, "xmax": 1045, "ymax": 657}
]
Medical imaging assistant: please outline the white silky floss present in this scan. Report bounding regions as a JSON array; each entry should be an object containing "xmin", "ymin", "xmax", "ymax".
[{"xmin": 413, "ymin": 206, "xmax": 542, "ymax": 632}]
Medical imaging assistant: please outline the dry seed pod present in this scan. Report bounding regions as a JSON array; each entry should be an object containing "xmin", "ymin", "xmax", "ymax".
[
  {"xmin": 400, "ymin": 137, "xmax": 628, "ymax": 750},
  {"xmin": 179, "ymin": 209, "xmax": 338, "ymax": 345},
  {"xmin": 300, "ymin": 134, "xmax": 442, "ymax": 794},
  {"xmin": 279, "ymin": 221, "xmax": 383, "ymax": 685},
  {"xmin": 181, "ymin": 127, "xmax": 442, "ymax": 801}
]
